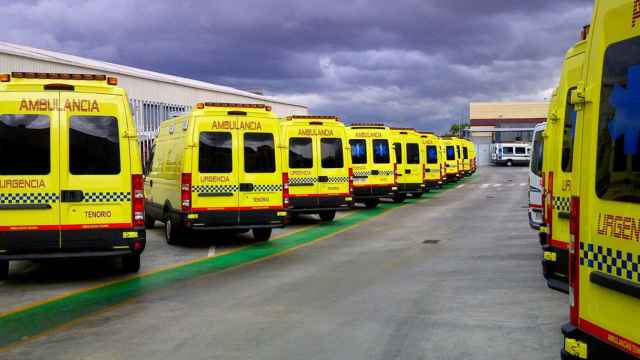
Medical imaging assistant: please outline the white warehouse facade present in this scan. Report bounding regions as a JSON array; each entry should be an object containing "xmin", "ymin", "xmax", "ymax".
[{"xmin": 0, "ymin": 41, "xmax": 309, "ymax": 161}]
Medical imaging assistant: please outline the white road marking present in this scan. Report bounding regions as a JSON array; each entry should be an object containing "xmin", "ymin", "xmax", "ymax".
[
  {"xmin": 457, "ymin": 184, "xmax": 465, "ymax": 189},
  {"xmin": 480, "ymin": 184, "xmax": 490, "ymax": 189},
  {"xmin": 493, "ymin": 184, "xmax": 502, "ymax": 187},
  {"xmin": 520, "ymin": 183, "xmax": 527, "ymax": 186},
  {"xmin": 508, "ymin": 183, "xmax": 515, "ymax": 187},
  {"xmin": 208, "ymin": 246, "xmax": 216, "ymax": 258}
]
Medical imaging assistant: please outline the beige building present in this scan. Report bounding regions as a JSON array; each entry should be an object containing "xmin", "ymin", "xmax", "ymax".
[{"xmin": 469, "ymin": 102, "xmax": 549, "ymax": 165}]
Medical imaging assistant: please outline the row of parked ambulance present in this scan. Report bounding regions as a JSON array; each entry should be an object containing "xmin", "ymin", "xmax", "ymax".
[
  {"xmin": 0, "ymin": 72, "xmax": 476, "ymax": 281},
  {"xmin": 527, "ymin": 1, "xmax": 640, "ymax": 358}
]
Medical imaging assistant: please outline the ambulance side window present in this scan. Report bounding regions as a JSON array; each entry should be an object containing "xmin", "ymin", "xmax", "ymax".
[
  {"xmin": 244, "ymin": 133, "xmax": 275, "ymax": 173},
  {"xmin": 462, "ymin": 147, "xmax": 469, "ymax": 160},
  {"xmin": 562, "ymin": 89, "xmax": 578, "ymax": 173},
  {"xmin": 406, "ymin": 143, "xmax": 420, "ymax": 164},
  {"xmin": 446, "ymin": 146, "xmax": 455, "ymax": 160},
  {"xmin": 289, "ymin": 138, "xmax": 313, "ymax": 169},
  {"xmin": 427, "ymin": 145, "xmax": 438, "ymax": 164},
  {"xmin": 373, "ymin": 139, "xmax": 390, "ymax": 164},
  {"xmin": 0, "ymin": 114, "xmax": 50, "ymax": 175},
  {"xmin": 393, "ymin": 143, "xmax": 403, "ymax": 164},
  {"xmin": 349, "ymin": 139, "xmax": 367, "ymax": 164},
  {"xmin": 199, "ymin": 132, "xmax": 232, "ymax": 173},
  {"xmin": 503, "ymin": 147, "xmax": 514, "ymax": 155},
  {"xmin": 456, "ymin": 145, "xmax": 461, "ymax": 158},
  {"xmin": 69, "ymin": 116, "xmax": 120, "ymax": 175},
  {"xmin": 321, "ymin": 138, "xmax": 344, "ymax": 168},
  {"xmin": 596, "ymin": 36, "xmax": 640, "ymax": 203},
  {"xmin": 515, "ymin": 147, "xmax": 526, "ymax": 155}
]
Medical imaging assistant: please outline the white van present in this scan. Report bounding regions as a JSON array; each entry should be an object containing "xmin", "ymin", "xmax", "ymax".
[
  {"xmin": 528, "ymin": 123, "xmax": 546, "ymax": 229},
  {"xmin": 490, "ymin": 142, "xmax": 530, "ymax": 166}
]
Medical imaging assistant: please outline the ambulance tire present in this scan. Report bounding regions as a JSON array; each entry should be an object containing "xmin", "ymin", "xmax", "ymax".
[
  {"xmin": 393, "ymin": 194, "xmax": 406, "ymax": 203},
  {"xmin": 0, "ymin": 260, "xmax": 8, "ymax": 281},
  {"xmin": 506, "ymin": 160, "xmax": 513, "ymax": 167},
  {"xmin": 253, "ymin": 228, "xmax": 272, "ymax": 242},
  {"xmin": 165, "ymin": 217, "xmax": 184, "ymax": 245},
  {"xmin": 319, "ymin": 211, "xmax": 336, "ymax": 222},
  {"xmin": 413, "ymin": 192, "xmax": 424, "ymax": 198},
  {"xmin": 364, "ymin": 199, "xmax": 379, "ymax": 209},
  {"xmin": 144, "ymin": 214, "xmax": 156, "ymax": 229},
  {"xmin": 122, "ymin": 254, "xmax": 141, "ymax": 273}
]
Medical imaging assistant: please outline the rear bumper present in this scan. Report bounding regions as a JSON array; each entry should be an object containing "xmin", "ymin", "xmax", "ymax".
[
  {"xmin": 181, "ymin": 209, "xmax": 287, "ymax": 230},
  {"xmin": 394, "ymin": 183, "xmax": 423, "ymax": 195},
  {"xmin": 542, "ymin": 244, "xmax": 569, "ymax": 293},
  {"xmin": 424, "ymin": 179, "xmax": 442, "ymax": 188},
  {"xmin": 287, "ymin": 196, "xmax": 351, "ymax": 213},
  {"xmin": 0, "ymin": 227, "xmax": 146, "ymax": 261},
  {"xmin": 561, "ymin": 323, "xmax": 637, "ymax": 360},
  {"xmin": 353, "ymin": 186, "xmax": 394, "ymax": 200},
  {"xmin": 528, "ymin": 209, "xmax": 543, "ymax": 230}
]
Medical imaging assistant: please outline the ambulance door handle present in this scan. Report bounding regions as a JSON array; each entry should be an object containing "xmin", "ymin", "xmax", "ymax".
[
  {"xmin": 318, "ymin": 176, "xmax": 329, "ymax": 183},
  {"xmin": 405, "ymin": 169, "xmax": 411, "ymax": 174},
  {"xmin": 239, "ymin": 183, "xmax": 254, "ymax": 192},
  {"xmin": 558, "ymin": 211, "xmax": 571, "ymax": 220},
  {"xmin": 371, "ymin": 170, "xmax": 380, "ymax": 175},
  {"xmin": 591, "ymin": 271, "xmax": 640, "ymax": 300},
  {"xmin": 0, "ymin": 204, "xmax": 52, "ymax": 210},
  {"xmin": 61, "ymin": 190, "xmax": 84, "ymax": 203}
]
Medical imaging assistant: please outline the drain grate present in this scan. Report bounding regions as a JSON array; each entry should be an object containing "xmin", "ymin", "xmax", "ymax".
[{"xmin": 423, "ymin": 239, "xmax": 441, "ymax": 245}]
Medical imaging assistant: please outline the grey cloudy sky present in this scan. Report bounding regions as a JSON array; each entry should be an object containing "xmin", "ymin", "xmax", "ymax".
[{"xmin": 2, "ymin": 0, "xmax": 593, "ymax": 133}]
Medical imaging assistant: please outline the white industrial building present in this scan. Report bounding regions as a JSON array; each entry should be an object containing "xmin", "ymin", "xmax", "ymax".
[{"xmin": 0, "ymin": 41, "xmax": 309, "ymax": 160}]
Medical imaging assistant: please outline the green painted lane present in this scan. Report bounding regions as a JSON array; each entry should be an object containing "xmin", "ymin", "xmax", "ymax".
[{"xmin": 0, "ymin": 182, "xmax": 463, "ymax": 348}]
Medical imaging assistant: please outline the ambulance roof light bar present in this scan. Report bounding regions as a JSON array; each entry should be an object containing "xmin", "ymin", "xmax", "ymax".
[
  {"xmin": 350, "ymin": 122, "xmax": 386, "ymax": 128},
  {"xmin": 196, "ymin": 102, "xmax": 272, "ymax": 111},
  {"xmin": 390, "ymin": 127, "xmax": 416, "ymax": 131},
  {"xmin": 286, "ymin": 115, "xmax": 340, "ymax": 121},
  {"xmin": 8, "ymin": 72, "xmax": 117, "ymax": 85},
  {"xmin": 580, "ymin": 24, "xmax": 590, "ymax": 41}
]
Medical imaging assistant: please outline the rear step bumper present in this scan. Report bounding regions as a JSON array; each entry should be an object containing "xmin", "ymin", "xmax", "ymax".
[
  {"xmin": 393, "ymin": 183, "xmax": 423, "ymax": 195},
  {"xmin": 183, "ymin": 209, "xmax": 286, "ymax": 230},
  {"xmin": 561, "ymin": 323, "xmax": 637, "ymax": 360},
  {"xmin": 1, "ymin": 250, "xmax": 134, "ymax": 261},
  {"xmin": 287, "ymin": 206, "xmax": 350, "ymax": 214},
  {"xmin": 542, "ymin": 245, "xmax": 569, "ymax": 293}
]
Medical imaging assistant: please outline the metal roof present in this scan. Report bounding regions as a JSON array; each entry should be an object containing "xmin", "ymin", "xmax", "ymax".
[{"xmin": 0, "ymin": 41, "xmax": 305, "ymax": 108}]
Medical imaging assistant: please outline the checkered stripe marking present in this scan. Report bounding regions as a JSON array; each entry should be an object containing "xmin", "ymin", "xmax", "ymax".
[
  {"xmin": 0, "ymin": 193, "xmax": 60, "ymax": 204},
  {"xmin": 353, "ymin": 171, "xmax": 370, "ymax": 178},
  {"xmin": 289, "ymin": 177, "xmax": 317, "ymax": 185},
  {"xmin": 553, "ymin": 196, "xmax": 571, "ymax": 212},
  {"xmin": 253, "ymin": 184, "xmax": 283, "ymax": 192},
  {"xmin": 375, "ymin": 170, "xmax": 394, "ymax": 176},
  {"xmin": 83, "ymin": 192, "xmax": 131, "ymax": 203},
  {"xmin": 327, "ymin": 176, "xmax": 349, "ymax": 183},
  {"xmin": 580, "ymin": 242, "xmax": 640, "ymax": 283},
  {"xmin": 193, "ymin": 185, "xmax": 239, "ymax": 193}
]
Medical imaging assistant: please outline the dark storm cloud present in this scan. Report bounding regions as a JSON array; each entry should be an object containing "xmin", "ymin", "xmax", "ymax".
[{"xmin": 1, "ymin": 0, "xmax": 593, "ymax": 133}]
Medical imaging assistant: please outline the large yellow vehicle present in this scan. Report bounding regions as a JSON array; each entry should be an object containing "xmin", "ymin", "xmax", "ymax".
[
  {"xmin": 279, "ymin": 116, "xmax": 352, "ymax": 221},
  {"xmin": 0, "ymin": 72, "xmax": 146, "ymax": 278},
  {"xmin": 441, "ymin": 137, "xmax": 460, "ymax": 182},
  {"xmin": 460, "ymin": 139, "xmax": 473, "ymax": 176},
  {"xmin": 144, "ymin": 103, "xmax": 286, "ymax": 244},
  {"xmin": 420, "ymin": 132, "xmax": 444, "ymax": 189},
  {"xmin": 390, "ymin": 128, "xmax": 424, "ymax": 202},
  {"xmin": 539, "ymin": 39, "xmax": 586, "ymax": 294},
  {"xmin": 562, "ymin": 3, "xmax": 640, "ymax": 359},
  {"xmin": 466, "ymin": 140, "xmax": 477, "ymax": 174},
  {"xmin": 346, "ymin": 123, "xmax": 397, "ymax": 208}
]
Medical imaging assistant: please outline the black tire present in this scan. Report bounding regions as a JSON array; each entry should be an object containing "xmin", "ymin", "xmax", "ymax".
[
  {"xmin": 506, "ymin": 160, "xmax": 513, "ymax": 167},
  {"xmin": 144, "ymin": 213, "xmax": 155, "ymax": 229},
  {"xmin": 122, "ymin": 254, "xmax": 141, "ymax": 273},
  {"xmin": 0, "ymin": 260, "xmax": 8, "ymax": 281},
  {"xmin": 393, "ymin": 194, "xmax": 406, "ymax": 203},
  {"xmin": 319, "ymin": 211, "xmax": 336, "ymax": 222},
  {"xmin": 165, "ymin": 216, "xmax": 183, "ymax": 245},
  {"xmin": 253, "ymin": 228, "xmax": 272, "ymax": 242},
  {"xmin": 364, "ymin": 199, "xmax": 379, "ymax": 209},
  {"xmin": 413, "ymin": 191, "xmax": 424, "ymax": 198}
]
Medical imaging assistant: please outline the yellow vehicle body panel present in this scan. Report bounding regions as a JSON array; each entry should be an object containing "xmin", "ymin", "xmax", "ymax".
[
  {"xmin": 420, "ymin": 132, "xmax": 444, "ymax": 185},
  {"xmin": 441, "ymin": 138, "xmax": 460, "ymax": 178},
  {"xmin": 391, "ymin": 129, "xmax": 424, "ymax": 188}
]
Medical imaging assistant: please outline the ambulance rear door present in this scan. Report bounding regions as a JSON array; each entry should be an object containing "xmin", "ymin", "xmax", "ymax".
[
  {"xmin": 316, "ymin": 124, "xmax": 349, "ymax": 206},
  {"xmin": 286, "ymin": 124, "xmax": 319, "ymax": 209}
]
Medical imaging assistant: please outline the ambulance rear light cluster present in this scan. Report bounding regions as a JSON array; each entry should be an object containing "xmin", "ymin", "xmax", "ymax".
[
  {"xmin": 132, "ymin": 175, "xmax": 145, "ymax": 228},
  {"xmin": 181, "ymin": 173, "xmax": 192, "ymax": 212},
  {"xmin": 282, "ymin": 172, "xmax": 290, "ymax": 208},
  {"xmin": 6, "ymin": 72, "xmax": 118, "ymax": 85},
  {"xmin": 348, "ymin": 168, "xmax": 354, "ymax": 195},
  {"xmin": 569, "ymin": 196, "xmax": 581, "ymax": 326},
  {"xmin": 196, "ymin": 102, "xmax": 272, "ymax": 111}
]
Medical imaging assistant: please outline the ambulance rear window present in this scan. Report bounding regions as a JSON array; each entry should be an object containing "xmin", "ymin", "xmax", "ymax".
[
  {"xmin": 199, "ymin": 132, "xmax": 232, "ymax": 173},
  {"xmin": 463, "ymin": 147, "xmax": 469, "ymax": 159},
  {"xmin": 596, "ymin": 36, "xmax": 640, "ymax": 203},
  {"xmin": 531, "ymin": 131, "xmax": 544, "ymax": 177},
  {"xmin": 446, "ymin": 146, "xmax": 455, "ymax": 160},
  {"xmin": 349, "ymin": 139, "xmax": 367, "ymax": 164},
  {"xmin": 0, "ymin": 114, "xmax": 50, "ymax": 175},
  {"xmin": 373, "ymin": 139, "xmax": 390, "ymax": 164},
  {"xmin": 289, "ymin": 138, "xmax": 313, "ymax": 169},
  {"xmin": 427, "ymin": 145, "xmax": 438, "ymax": 164},
  {"xmin": 69, "ymin": 116, "xmax": 120, "ymax": 175},
  {"xmin": 244, "ymin": 133, "xmax": 276, "ymax": 173},
  {"xmin": 406, "ymin": 143, "xmax": 420, "ymax": 164},
  {"xmin": 394, "ymin": 143, "xmax": 403, "ymax": 164},
  {"xmin": 321, "ymin": 138, "xmax": 344, "ymax": 168}
]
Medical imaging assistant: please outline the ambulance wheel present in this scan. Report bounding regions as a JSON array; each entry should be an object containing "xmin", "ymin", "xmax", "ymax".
[
  {"xmin": 122, "ymin": 254, "xmax": 141, "ymax": 273},
  {"xmin": 0, "ymin": 260, "xmax": 8, "ymax": 281},
  {"xmin": 165, "ymin": 217, "xmax": 183, "ymax": 245},
  {"xmin": 144, "ymin": 214, "xmax": 155, "ymax": 229},
  {"xmin": 413, "ymin": 192, "xmax": 424, "ymax": 198},
  {"xmin": 253, "ymin": 228, "xmax": 272, "ymax": 242},
  {"xmin": 319, "ymin": 211, "xmax": 336, "ymax": 222},
  {"xmin": 393, "ymin": 194, "xmax": 406, "ymax": 203},
  {"xmin": 506, "ymin": 160, "xmax": 513, "ymax": 167},
  {"xmin": 364, "ymin": 199, "xmax": 379, "ymax": 209}
]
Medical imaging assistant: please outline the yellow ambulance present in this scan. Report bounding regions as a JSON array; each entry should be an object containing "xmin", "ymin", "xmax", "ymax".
[
  {"xmin": 346, "ymin": 123, "xmax": 397, "ymax": 208},
  {"xmin": 420, "ymin": 131, "xmax": 444, "ymax": 189},
  {"xmin": 144, "ymin": 103, "xmax": 286, "ymax": 244},
  {"xmin": 460, "ymin": 139, "xmax": 472, "ymax": 176},
  {"xmin": 562, "ymin": 3, "xmax": 640, "ymax": 359},
  {"xmin": 279, "ymin": 115, "xmax": 352, "ymax": 221},
  {"xmin": 538, "ymin": 40, "xmax": 586, "ymax": 294},
  {"xmin": 441, "ymin": 137, "xmax": 460, "ymax": 182},
  {"xmin": 0, "ymin": 72, "xmax": 146, "ymax": 278},
  {"xmin": 390, "ymin": 128, "xmax": 425, "ymax": 202}
]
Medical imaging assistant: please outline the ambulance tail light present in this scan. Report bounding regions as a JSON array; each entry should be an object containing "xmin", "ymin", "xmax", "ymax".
[
  {"xmin": 569, "ymin": 196, "xmax": 580, "ymax": 326},
  {"xmin": 348, "ymin": 168, "xmax": 354, "ymax": 195},
  {"xmin": 0, "ymin": 74, "xmax": 9, "ymax": 82},
  {"xmin": 283, "ymin": 172, "xmax": 290, "ymax": 208},
  {"xmin": 181, "ymin": 173, "xmax": 192, "ymax": 212},
  {"xmin": 541, "ymin": 172, "xmax": 547, "ymax": 223},
  {"xmin": 393, "ymin": 163, "xmax": 398, "ymax": 184},
  {"xmin": 132, "ymin": 174, "xmax": 145, "ymax": 228}
]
